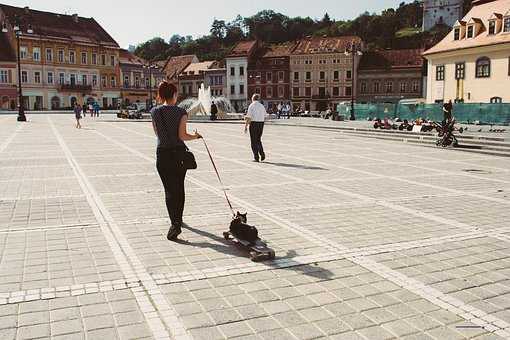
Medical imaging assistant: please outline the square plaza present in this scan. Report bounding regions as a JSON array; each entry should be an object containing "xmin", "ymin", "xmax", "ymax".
[{"xmin": 0, "ymin": 114, "xmax": 509, "ymax": 339}]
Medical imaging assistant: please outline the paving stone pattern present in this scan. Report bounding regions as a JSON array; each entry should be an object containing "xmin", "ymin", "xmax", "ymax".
[{"xmin": 0, "ymin": 114, "xmax": 509, "ymax": 339}]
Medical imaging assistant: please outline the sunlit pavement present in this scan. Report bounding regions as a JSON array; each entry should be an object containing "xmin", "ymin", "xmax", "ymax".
[{"xmin": 0, "ymin": 114, "xmax": 509, "ymax": 340}]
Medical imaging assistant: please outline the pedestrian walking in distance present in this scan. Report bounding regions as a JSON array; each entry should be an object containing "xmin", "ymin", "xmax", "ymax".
[
  {"xmin": 245, "ymin": 94, "xmax": 267, "ymax": 162},
  {"xmin": 151, "ymin": 81, "xmax": 202, "ymax": 241},
  {"xmin": 74, "ymin": 104, "xmax": 82, "ymax": 129}
]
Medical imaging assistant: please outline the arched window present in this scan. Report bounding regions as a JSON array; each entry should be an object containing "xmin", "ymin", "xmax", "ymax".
[
  {"xmin": 476, "ymin": 57, "xmax": 491, "ymax": 78},
  {"xmin": 490, "ymin": 97, "xmax": 502, "ymax": 104}
]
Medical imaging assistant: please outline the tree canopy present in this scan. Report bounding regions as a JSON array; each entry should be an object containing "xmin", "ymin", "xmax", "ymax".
[{"xmin": 134, "ymin": 1, "xmax": 448, "ymax": 62}]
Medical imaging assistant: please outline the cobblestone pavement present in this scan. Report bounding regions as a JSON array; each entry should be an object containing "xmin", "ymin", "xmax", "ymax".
[{"xmin": 0, "ymin": 114, "xmax": 509, "ymax": 340}]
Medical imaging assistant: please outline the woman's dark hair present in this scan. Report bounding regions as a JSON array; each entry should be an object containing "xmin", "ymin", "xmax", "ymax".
[{"xmin": 157, "ymin": 81, "xmax": 177, "ymax": 102}]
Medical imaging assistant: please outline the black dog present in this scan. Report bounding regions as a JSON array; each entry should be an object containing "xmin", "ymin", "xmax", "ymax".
[{"xmin": 230, "ymin": 212, "xmax": 259, "ymax": 244}]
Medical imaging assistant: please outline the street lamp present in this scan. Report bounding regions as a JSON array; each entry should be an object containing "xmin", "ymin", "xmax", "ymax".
[
  {"xmin": 2, "ymin": 18, "xmax": 33, "ymax": 122},
  {"xmin": 344, "ymin": 41, "xmax": 363, "ymax": 121},
  {"xmin": 143, "ymin": 62, "xmax": 159, "ymax": 110}
]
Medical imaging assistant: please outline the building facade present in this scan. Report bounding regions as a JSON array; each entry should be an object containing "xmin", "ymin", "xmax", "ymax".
[
  {"xmin": 226, "ymin": 41, "xmax": 258, "ymax": 112},
  {"xmin": 290, "ymin": 36, "xmax": 363, "ymax": 112},
  {"xmin": 424, "ymin": 0, "xmax": 510, "ymax": 104},
  {"xmin": 0, "ymin": 32, "xmax": 17, "ymax": 110},
  {"xmin": 178, "ymin": 61, "xmax": 215, "ymax": 99},
  {"xmin": 0, "ymin": 4, "xmax": 121, "ymax": 110},
  {"xmin": 162, "ymin": 54, "xmax": 198, "ymax": 88},
  {"xmin": 204, "ymin": 62, "xmax": 227, "ymax": 97},
  {"xmin": 357, "ymin": 49, "xmax": 425, "ymax": 104},
  {"xmin": 119, "ymin": 49, "xmax": 165, "ymax": 108},
  {"xmin": 422, "ymin": 0, "xmax": 464, "ymax": 31},
  {"xmin": 247, "ymin": 43, "xmax": 294, "ymax": 111}
]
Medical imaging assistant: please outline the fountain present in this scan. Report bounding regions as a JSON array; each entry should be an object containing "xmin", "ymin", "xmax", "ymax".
[{"xmin": 178, "ymin": 84, "xmax": 243, "ymax": 120}]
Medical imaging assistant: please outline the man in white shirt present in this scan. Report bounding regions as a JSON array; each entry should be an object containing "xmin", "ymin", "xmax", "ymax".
[{"xmin": 244, "ymin": 94, "xmax": 267, "ymax": 162}]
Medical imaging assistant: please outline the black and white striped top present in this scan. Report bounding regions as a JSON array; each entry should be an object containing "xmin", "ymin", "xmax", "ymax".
[{"xmin": 150, "ymin": 105, "xmax": 187, "ymax": 149}]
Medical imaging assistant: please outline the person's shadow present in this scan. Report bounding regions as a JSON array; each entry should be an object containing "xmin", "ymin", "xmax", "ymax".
[
  {"xmin": 262, "ymin": 162, "xmax": 327, "ymax": 171},
  {"xmin": 180, "ymin": 224, "xmax": 334, "ymax": 280}
]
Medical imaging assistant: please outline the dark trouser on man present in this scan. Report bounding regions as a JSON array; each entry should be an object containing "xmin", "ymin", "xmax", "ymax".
[
  {"xmin": 156, "ymin": 148, "xmax": 187, "ymax": 237},
  {"xmin": 249, "ymin": 121, "xmax": 265, "ymax": 162}
]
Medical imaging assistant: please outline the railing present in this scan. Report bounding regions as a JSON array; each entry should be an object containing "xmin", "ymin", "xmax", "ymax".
[{"xmin": 312, "ymin": 94, "xmax": 331, "ymax": 100}]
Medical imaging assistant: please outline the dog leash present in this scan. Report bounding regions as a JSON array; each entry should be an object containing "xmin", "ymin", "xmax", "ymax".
[{"xmin": 202, "ymin": 138, "xmax": 236, "ymax": 217}]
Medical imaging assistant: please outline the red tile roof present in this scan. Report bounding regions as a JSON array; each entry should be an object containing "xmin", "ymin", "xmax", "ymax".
[
  {"xmin": 0, "ymin": 33, "xmax": 16, "ymax": 62},
  {"xmin": 359, "ymin": 49, "xmax": 424, "ymax": 70},
  {"xmin": 0, "ymin": 4, "xmax": 119, "ymax": 47},
  {"xmin": 119, "ymin": 49, "xmax": 145, "ymax": 65},
  {"xmin": 293, "ymin": 36, "xmax": 362, "ymax": 55},
  {"xmin": 261, "ymin": 42, "xmax": 296, "ymax": 58},
  {"xmin": 228, "ymin": 40, "xmax": 258, "ymax": 57},
  {"xmin": 163, "ymin": 55, "xmax": 198, "ymax": 80}
]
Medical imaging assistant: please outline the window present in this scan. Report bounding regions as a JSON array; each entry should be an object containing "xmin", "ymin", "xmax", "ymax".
[
  {"xmin": 230, "ymin": 67, "xmax": 235, "ymax": 76},
  {"xmin": 333, "ymin": 87, "xmax": 339, "ymax": 96},
  {"xmin": 490, "ymin": 96, "xmax": 502, "ymax": 104},
  {"xmin": 46, "ymin": 49, "xmax": 53, "ymax": 62},
  {"xmin": 360, "ymin": 82, "xmax": 367, "ymax": 93},
  {"xmin": 345, "ymin": 86, "xmax": 352, "ymax": 96},
  {"xmin": 489, "ymin": 20, "xmax": 496, "ymax": 35},
  {"xmin": 110, "ymin": 56, "xmax": 115, "ymax": 66},
  {"xmin": 374, "ymin": 82, "xmax": 380, "ymax": 93},
  {"xmin": 33, "ymin": 47, "xmax": 40, "ymax": 62},
  {"xmin": 92, "ymin": 53, "xmax": 97, "ymax": 65},
  {"xmin": 239, "ymin": 66, "xmax": 244, "ymax": 76},
  {"xmin": 454, "ymin": 27, "xmax": 460, "ymax": 40},
  {"xmin": 82, "ymin": 75, "xmax": 87, "ymax": 85},
  {"xmin": 34, "ymin": 72, "xmax": 41, "ymax": 84},
  {"xmin": 92, "ymin": 75, "xmax": 98, "ymax": 87},
  {"xmin": 292, "ymin": 87, "xmax": 299, "ymax": 97},
  {"xmin": 69, "ymin": 51, "xmax": 75, "ymax": 64},
  {"xmin": 476, "ymin": 57, "xmax": 491, "ymax": 78},
  {"xmin": 346, "ymin": 70, "xmax": 352, "ymax": 79},
  {"xmin": 400, "ymin": 82, "xmax": 407, "ymax": 93},
  {"xmin": 0, "ymin": 70, "xmax": 8, "ymax": 83},
  {"xmin": 319, "ymin": 71, "xmax": 325, "ymax": 81},
  {"xmin": 385, "ymin": 82, "xmax": 393, "ymax": 93},
  {"xmin": 124, "ymin": 75, "xmax": 130, "ymax": 87},
  {"xmin": 135, "ymin": 76, "xmax": 140, "ymax": 88},
  {"xmin": 467, "ymin": 25, "xmax": 474, "ymax": 38},
  {"xmin": 293, "ymin": 72, "xmax": 299, "ymax": 81},
  {"xmin": 305, "ymin": 87, "xmax": 311, "ymax": 96},
  {"xmin": 101, "ymin": 55, "xmax": 106, "ymax": 66},
  {"xmin": 278, "ymin": 86, "xmax": 284, "ymax": 98},
  {"xmin": 267, "ymin": 72, "xmax": 272, "ymax": 82},
  {"xmin": 412, "ymin": 81, "xmax": 419, "ymax": 93},
  {"xmin": 59, "ymin": 73, "xmax": 65, "ymax": 85},
  {"xmin": 20, "ymin": 47, "xmax": 28, "ymax": 59},
  {"xmin": 453, "ymin": 62, "xmax": 465, "ymax": 80},
  {"xmin": 278, "ymin": 71, "xmax": 284, "ymax": 82},
  {"xmin": 267, "ymin": 86, "xmax": 273, "ymax": 97},
  {"xmin": 101, "ymin": 75, "xmax": 107, "ymax": 87},
  {"xmin": 305, "ymin": 71, "xmax": 311, "ymax": 81},
  {"xmin": 81, "ymin": 52, "xmax": 87, "ymax": 64},
  {"xmin": 21, "ymin": 71, "xmax": 28, "ymax": 83},
  {"xmin": 255, "ymin": 87, "xmax": 261, "ymax": 94},
  {"xmin": 47, "ymin": 72, "xmax": 53, "ymax": 84},
  {"xmin": 436, "ymin": 65, "xmax": 445, "ymax": 81},
  {"xmin": 333, "ymin": 71, "xmax": 339, "ymax": 80},
  {"xmin": 70, "ymin": 74, "xmax": 76, "ymax": 85},
  {"xmin": 255, "ymin": 72, "xmax": 261, "ymax": 82},
  {"xmin": 230, "ymin": 85, "xmax": 235, "ymax": 95},
  {"xmin": 58, "ymin": 50, "xmax": 64, "ymax": 63},
  {"xmin": 111, "ymin": 76, "xmax": 116, "ymax": 87},
  {"xmin": 505, "ymin": 17, "xmax": 510, "ymax": 32},
  {"xmin": 239, "ymin": 84, "xmax": 244, "ymax": 94}
]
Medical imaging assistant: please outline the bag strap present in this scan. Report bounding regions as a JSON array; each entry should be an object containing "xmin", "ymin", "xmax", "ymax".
[{"xmin": 202, "ymin": 138, "xmax": 235, "ymax": 217}]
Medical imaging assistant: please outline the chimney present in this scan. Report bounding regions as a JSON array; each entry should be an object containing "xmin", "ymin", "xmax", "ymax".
[
  {"xmin": 72, "ymin": 14, "xmax": 78, "ymax": 23},
  {"xmin": 24, "ymin": 6, "xmax": 29, "ymax": 14}
]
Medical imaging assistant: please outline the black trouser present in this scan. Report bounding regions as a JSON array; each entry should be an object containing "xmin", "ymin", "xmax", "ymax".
[
  {"xmin": 249, "ymin": 122, "xmax": 265, "ymax": 160},
  {"xmin": 156, "ymin": 148, "xmax": 187, "ymax": 227}
]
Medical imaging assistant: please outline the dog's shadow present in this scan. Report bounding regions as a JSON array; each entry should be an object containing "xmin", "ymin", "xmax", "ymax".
[{"xmin": 180, "ymin": 224, "xmax": 334, "ymax": 280}]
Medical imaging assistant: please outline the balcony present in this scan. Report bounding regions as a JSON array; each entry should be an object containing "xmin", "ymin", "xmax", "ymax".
[
  {"xmin": 59, "ymin": 83, "xmax": 92, "ymax": 92},
  {"xmin": 312, "ymin": 94, "xmax": 331, "ymax": 100}
]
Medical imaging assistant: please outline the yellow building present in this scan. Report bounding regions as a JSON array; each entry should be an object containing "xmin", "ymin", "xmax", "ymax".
[
  {"xmin": 424, "ymin": 0, "xmax": 510, "ymax": 104},
  {"xmin": 0, "ymin": 4, "xmax": 121, "ymax": 110}
]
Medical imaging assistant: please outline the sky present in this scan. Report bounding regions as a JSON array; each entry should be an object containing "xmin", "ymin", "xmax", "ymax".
[{"xmin": 2, "ymin": 0, "xmax": 409, "ymax": 48}]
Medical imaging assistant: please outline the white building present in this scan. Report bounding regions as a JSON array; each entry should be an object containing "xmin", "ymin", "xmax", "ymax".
[
  {"xmin": 225, "ymin": 41, "xmax": 258, "ymax": 112},
  {"xmin": 423, "ymin": 0, "xmax": 464, "ymax": 31}
]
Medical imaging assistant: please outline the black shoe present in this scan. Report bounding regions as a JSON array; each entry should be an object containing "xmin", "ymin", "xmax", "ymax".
[
  {"xmin": 260, "ymin": 153, "xmax": 266, "ymax": 162},
  {"xmin": 167, "ymin": 225, "xmax": 182, "ymax": 240}
]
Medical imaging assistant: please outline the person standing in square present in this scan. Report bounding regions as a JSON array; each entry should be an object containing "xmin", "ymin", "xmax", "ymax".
[{"xmin": 244, "ymin": 94, "xmax": 267, "ymax": 162}]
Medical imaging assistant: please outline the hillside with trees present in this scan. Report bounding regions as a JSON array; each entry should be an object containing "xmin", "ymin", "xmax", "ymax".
[{"xmin": 134, "ymin": 1, "xmax": 458, "ymax": 62}]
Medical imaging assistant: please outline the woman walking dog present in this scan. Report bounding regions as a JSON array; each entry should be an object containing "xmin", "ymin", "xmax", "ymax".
[{"xmin": 151, "ymin": 81, "xmax": 202, "ymax": 241}]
